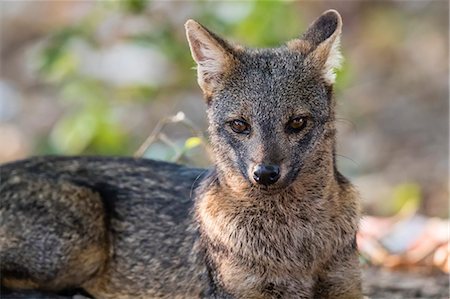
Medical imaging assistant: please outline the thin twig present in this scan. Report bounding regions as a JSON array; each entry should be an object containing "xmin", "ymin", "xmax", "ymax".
[
  {"xmin": 134, "ymin": 112, "xmax": 188, "ymax": 158},
  {"xmin": 134, "ymin": 119, "xmax": 166, "ymax": 158}
]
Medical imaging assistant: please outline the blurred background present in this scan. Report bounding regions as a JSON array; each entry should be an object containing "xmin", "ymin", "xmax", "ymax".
[{"xmin": 0, "ymin": 0, "xmax": 448, "ymax": 280}]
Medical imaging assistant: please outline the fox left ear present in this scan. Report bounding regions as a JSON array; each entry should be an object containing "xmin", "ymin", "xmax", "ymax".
[
  {"xmin": 288, "ymin": 9, "xmax": 343, "ymax": 84},
  {"xmin": 185, "ymin": 19, "xmax": 236, "ymax": 101}
]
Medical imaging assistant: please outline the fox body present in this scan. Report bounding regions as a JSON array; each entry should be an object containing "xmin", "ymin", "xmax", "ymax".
[{"xmin": 1, "ymin": 10, "xmax": 362, "ymax": 299}]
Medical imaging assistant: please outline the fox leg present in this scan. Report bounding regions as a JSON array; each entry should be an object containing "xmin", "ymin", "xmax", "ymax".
[
  {"xmin": 0, "ymin": 175, "xmax": 108, "ymax": 292},
  {"xmin": 313, "ymin": 241, "xmax": 364, "ymax": 299}
]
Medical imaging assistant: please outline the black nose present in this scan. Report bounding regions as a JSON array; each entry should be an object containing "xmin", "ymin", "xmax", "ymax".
[{"xmin": 253, "ymin": 165, "xmax": 280, "ymax": 186}]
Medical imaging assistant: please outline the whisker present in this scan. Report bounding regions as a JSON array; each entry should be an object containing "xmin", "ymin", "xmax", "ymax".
[
  {"xmin": 189, "ymin": 168, "xmax": 211, "ymax": 199},
  {"xmin": 336, "ymin": 118, "xmax": 358, "ymax": 132},
  {"xmin": 336, "ymin": 154, "xmax": 359, "ymax": 167}
]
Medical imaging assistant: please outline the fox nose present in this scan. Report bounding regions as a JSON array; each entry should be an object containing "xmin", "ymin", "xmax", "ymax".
[{"xmin": 253, "ymin": 165, "xmax": 280, "ymax": 186}]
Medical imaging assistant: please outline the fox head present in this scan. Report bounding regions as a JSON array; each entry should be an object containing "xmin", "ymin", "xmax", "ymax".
[{"xmin": 186, "ymin": 10, "xmax": 343, "ymax": 195}]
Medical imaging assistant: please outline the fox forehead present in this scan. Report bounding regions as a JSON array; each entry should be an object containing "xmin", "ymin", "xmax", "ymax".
[
  {"xmin": 238, "ymin": 48, "xmax": 307, "ymax": 72},
  {"xmin": 209, "ymin": 50, "xmax": 332, "ymax": 122}
]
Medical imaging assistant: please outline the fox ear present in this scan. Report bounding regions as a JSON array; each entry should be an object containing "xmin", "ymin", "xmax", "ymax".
[
  {"xmin": 289, "ymin": 10, "xmax": 343, "ymax": 84},
  {"xmin": 185, "ymin": 20, "xmax": 236, "ymax": 99}
]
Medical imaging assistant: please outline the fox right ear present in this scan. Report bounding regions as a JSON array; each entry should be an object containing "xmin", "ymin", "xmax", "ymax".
[
  {"xmin": 288, "ymin": 10, "xmax": 343, "ymax": 84},
  {"xmin": 185, "ymin": 20, "xmax": 236, "ymax": 100}
]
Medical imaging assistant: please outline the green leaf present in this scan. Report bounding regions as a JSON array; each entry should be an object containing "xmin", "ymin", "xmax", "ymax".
[
  {"xmin": 121, "ymin": 0, "xmax": 149, "ymax": 14},
  {"xmin": 41, "ymin": 50, "xmax": 78, "ymax": 82},
  {"xmin": 50, "ymin": 112, "xmax": 97, "ymax": 154},
  {"xmin": 184, "ymin": 137, "xmax": 202, "ymax": 150},
  {"xmin": 392, "ymin": 183, "xmax": 422, "ymax": 215},
  {"xmin": 233, "ymin": 1, "xmax": 302, "ymax": 47}
]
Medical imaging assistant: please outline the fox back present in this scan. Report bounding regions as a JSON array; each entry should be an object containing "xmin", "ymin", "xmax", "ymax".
[{"xmin": 1, "ymin": 9, "xmax": 362, "ymax": 299}]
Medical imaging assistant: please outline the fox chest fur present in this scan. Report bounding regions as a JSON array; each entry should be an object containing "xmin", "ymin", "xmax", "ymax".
[{"xmin": 195, "ymin": 175, "xmax": 359, "ymax": 298}]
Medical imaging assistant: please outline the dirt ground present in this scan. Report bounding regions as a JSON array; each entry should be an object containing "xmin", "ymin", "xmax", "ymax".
[{"xmin": 363, "ymin": 267, "xmax": 449, "ymax": 299}]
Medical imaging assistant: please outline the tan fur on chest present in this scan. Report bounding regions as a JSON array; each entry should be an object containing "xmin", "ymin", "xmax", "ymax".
[{"xmin": 196, "ymin": 183, "xmax": 358, "ymax": 296}]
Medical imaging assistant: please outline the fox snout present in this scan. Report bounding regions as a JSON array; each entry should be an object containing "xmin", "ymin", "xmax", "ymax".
[
  {"xmin": 246, "ymin": 146, "xmax": 286, "ymax": 188},
  {"xmin": 252, "ymin": 164, "xmax": 281, "ymax": 186}
]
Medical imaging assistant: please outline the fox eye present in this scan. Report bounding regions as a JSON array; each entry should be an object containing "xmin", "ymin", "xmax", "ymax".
[
  {"xmin": 229, "ymin": 119, "xmax": 251, "ymax": 134},
  {"xmin": 286, "ymin": 116, "xmax": 307, "ymax": 133}
]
